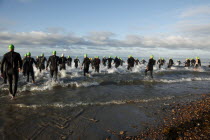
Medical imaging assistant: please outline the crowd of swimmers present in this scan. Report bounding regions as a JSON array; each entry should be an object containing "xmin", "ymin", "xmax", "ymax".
[{"xmin": 0, "ymin": 44, "xmax": 203, "ymax": 99}]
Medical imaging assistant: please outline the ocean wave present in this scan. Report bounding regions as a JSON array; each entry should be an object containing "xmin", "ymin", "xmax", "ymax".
[{"xmin": 14, "ymin": 96, "xmax": 175, "ymax": 109}]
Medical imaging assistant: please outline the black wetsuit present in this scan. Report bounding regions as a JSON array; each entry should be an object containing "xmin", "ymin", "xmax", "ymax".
[
  {"xmin": 157, "ymin": 59, "xmax": 165, "ymax": 69},
  {"xmin": 127, "ymin": 57, "xmax": 135, "ymax": 71},
  {"xmin": 91, "ymin": 59, "xmax": 95, "ymax": 69},
  {"xmin": 59, "ymin": 57, "xmax": 67, "ymax": 70},
  {"xmin": 120, "ymin": 59, "xmax": 124, "ymax": 66},
  {"xmin": 195, "ymin": 59, "xmax": 201, "ymax": 68},
  {"xmin": 141, "ymin": 60, "xmax": 146, "ymax": 64},
  {"xmin": 102, "ymin": 58, "xmax": 107, "ymax": 66},
  {"xmin": 114, "ymin": 58, "xmax": 121, "ymax": 68},
  {"xmin": 1, "ymin": 51, "xmax": 22, "ymax": 97},
  {"xmin": 67, "ymin": 57, "xmax": 72, "ymax": 67},
  {"xmin": 185, "ymin": 60, "xmax": 191, "ymax": 67},
  {"xmin": 177, "ymin": 61, "xmax": 181, "ymax": 66},
  {"xmin": 135, "ymin": 59, "xmax": 140, "ymax": 65},
  {"xmin": 107, "ymin": 58, "xmax": 113, "ymax": 69},
  {"xmin": 0, "ymin": 61, "xmax": 7, "ymax": 84},
  {"xmin": 47, "ymin": 55, "xmax": 60, "ymax": 80},
  {"xmin": 145, "ymin": 58, "xmax": 155, "ymax": 78},
  {"xmin": 74, "ymin": 58, "xmax": 80, "ymax": 68},
  {"xmin": 82, "ymin": 57, "xmax": 91, "ymax": 76},
  {"xmin": 25, "ymin": 57, "xmax": 37, "ymax": 82},
  {"xmin": 191, "ymin": 59, "xmax": 195, "ymax": 66},
  {"xmin": 36, "ymin": 57, "xmax": 39, "ymax": 68},
  {"xmin": 168, "ymin": 59, "xmax": 174, "ymax": 68},
  {"xmin": 94, "ymin": 58, "xmax": 101, "ymax": 73},
  {"xmin": 22, "ymin": 57, "xmax": 27, "ymax": 76},
  {"xmin": 38, "ymin": 56, "xmax": 47, "ymax": 72}
]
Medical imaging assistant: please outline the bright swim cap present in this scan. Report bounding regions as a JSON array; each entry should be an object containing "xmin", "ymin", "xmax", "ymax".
[
  {"xmin": 52, "ymin": 51, "xmax": 56, "ymax": 55},
  {"xmin": 8, "ymin": 44, "xmax": 14, "ymax": 50},
  {"xmin": 27, "ymin": 52, "xmax": 31, "ymax": 56}
]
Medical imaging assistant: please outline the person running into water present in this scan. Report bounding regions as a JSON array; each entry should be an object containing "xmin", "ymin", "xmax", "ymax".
[
  {"xmin": 0, "ymin": 55, "xmax": 7, "ymax": 84},
  {"xmin": 46, "ymin": 51, "xmax": 60, "ymax": 81},
  {"xmin": 1, "ymin": 44, "xmax": 22, "ymax": 99},
  {"xmin": 67, "ymin": 56, "xmax": 72, "ymax": 67},
  {"xmin": 59, "ymin": 54, "xmax": 67, "ymax": 70},
  {"xmin": 107, "ymin": 56, "xmax": 113, "ymax": 69},
  {"xmin": 94, "ymin": 56, "xmax": 101, "ymax": 73},
  {"xmin": 90, "ymin": 58, "xmax": 95, "ymax": 69},
  {"xmin": 195, "ymin": 57, "xmax": 201, "ymax": 69},
  {"xmin": 22, "ymin": 54, "xmax": 27, "ymax": 76},
  {"xmin": 24, "ymin": 52, "xmax": 37, "ymax": 83},
  {"xmin": 127, "ymin": 55, "xmax": 135, "ymax": 71},
  {"xmin": 102, "ymin": 56, "xmax": 107, "ymax": 66},
  {"xmin": 114, "ymin": 56, "xmax": 121, "ymax": 68},
  {"xmin": 135, "ymin": 58, "xmax": 140, "ymax": 65},
  {"xmin": 168, "ymin": 58, "xmax": 174, "ymax": 68},
  {"xmin": 145, "ymin": 55, "xmax": 155, "ymax": 79},
  {"xmin": 191, "ymin": 58, "xmax": 196, "ymax": 66},
  {"xmin": 184, "ymin": 58, "xmax": 191, "ymax": 67},
  {"xmin": 120, "ymin": 58, "xmax": 124, "ymax": 66},
  {"xmin": 177, "ymin": 60, "xmax": 181, "ymax": 66},
  {"xmin": 38, "ymin": 53, "xmax": 47, "ymax": 72},
  {"xmin": 141, "ymin": 58, "xmax": 146, "ymax": 64},
  {"xmin": 74, "ymin": 56, "xmax": 80, "ymax": 68},
  {"xmin": 82, "ymin": 54, "xmax": 91, "ymax": 76}
]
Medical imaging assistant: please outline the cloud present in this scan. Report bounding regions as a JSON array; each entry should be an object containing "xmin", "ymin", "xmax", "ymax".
[
  {"xmin": 180, "ymin": 5, "xmax": 210, "ymax": 18},
  {"xmin": 174, "ymin": 5, "xmax": 210, "ymax": 37},
  {"xmin": 1, "ymin": 30, "xmax": 210, "ymax": 51}
]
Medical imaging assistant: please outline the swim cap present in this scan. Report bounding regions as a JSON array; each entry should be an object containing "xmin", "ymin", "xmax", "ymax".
[
  {"xmin": 27, "ymin": 52, "xmax": 31, "ymax": 56},
  {"xmin": 150, "ymin": 55, "xmax": 154, "ymax": 58},
  {"xmin": 8, "ymin": 44, "xmax": 14, "ymax": 50},
  {"xmin": 76, "ymin": 56, "xmax": 78, "ymax": 58},
  {"xmin": 68, "ymin": 56, "xmax": 70, "ymax": 58},
  {"xmin": 24, "ymin": 54, "xmax": 27, "ymax": 57},
  {"xmin": 52, "ymin": 51, "xmax": 56, "ymax": 55},
  {"xmin": 41, "ymin": 53, "xmax": 44, "ymax": 56},
  {"xmin": 84, "ymin": 54, "xmax": 87, "ymax": 57},
  {"xmin": 61, "ymin": 53, "xmax": 64, "ymax": 57}
]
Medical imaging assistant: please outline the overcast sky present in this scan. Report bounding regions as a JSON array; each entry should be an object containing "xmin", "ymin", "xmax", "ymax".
[{"xmin": 0, "ymin": 0, "xmax": 210, "ymax": 58}]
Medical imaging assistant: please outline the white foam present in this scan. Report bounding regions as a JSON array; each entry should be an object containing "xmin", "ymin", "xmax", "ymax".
[
  {"xmin": 14, "ymin": 96, "xmax": 175, "ymax": 109},
  {"xmin": 159, "ymin": 77, "xmax": 210, "ymax": 83}
]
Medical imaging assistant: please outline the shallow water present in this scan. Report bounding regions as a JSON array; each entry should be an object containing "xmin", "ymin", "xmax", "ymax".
[{"xmin": 0, "ymin": 60, "xmax": 210, "ymax": 140}]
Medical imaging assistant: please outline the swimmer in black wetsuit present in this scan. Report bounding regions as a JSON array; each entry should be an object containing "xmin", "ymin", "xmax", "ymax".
[
  {"xmin": 74, "ymin": 56, "xmax": 80, "ymax": 68},
  {"xmin": 114, "ymin": 56, "xmax": 121, "ymax": 68},
  {"xmin": 25, "ymin": 52, "xmax": 37, "ymax": 83},
  {"xmin": 107, "ymin": 56, "xmax": 113, "ymax": 69},
  {"xmin": 59, "ymin": 54, "xmax": 67, "ymax": 70},
  {"xmin": 102, "ymin": 56, "xmax": 107, "ymax": 66},
  {"xmin": 67, "ymin": 56, "xmax": 72, "ymax": 67},
  {"xmin": 168, "ymin": 58, "xmax": 174, "ymax": 68},
  {"xmin": 82, "ymin": 54, "xmax": 91, "ymax": 76},
  {"xmin": 94, "ymin": 56, "xmax": 101, "ymax": 73},
  {"xmin": 38, "ymin": 53, "xmax": 47, "ymax": 73},
  {"xmin": 127, "ymin": 55, "xmax": 135, "ymax": 71},
  {"xmin": 46, "ymin": 51, "xmax": 60, "ymax": 81},
  {"xmin": 145, "ymin": 55, "xmax": 156, "ymax": 78},
  {"xmin": 1, "ymin": 44, "xmax": 22, "ymax": 99}
]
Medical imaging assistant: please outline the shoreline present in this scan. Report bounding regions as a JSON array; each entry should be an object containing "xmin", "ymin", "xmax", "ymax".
[{"xmin": 119, "ymin": 94, "xmax": 210, "ymax": 140}]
